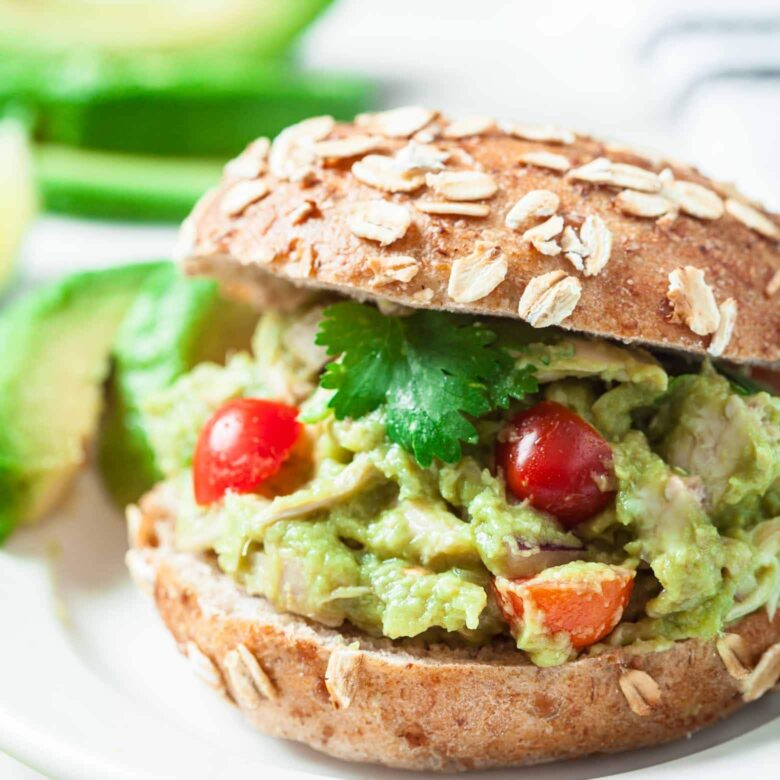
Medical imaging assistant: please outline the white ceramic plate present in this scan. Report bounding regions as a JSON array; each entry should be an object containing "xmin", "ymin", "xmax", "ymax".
[{"xmin": 0, "ymin": 469, "xmax": 778, "ymax": 780}]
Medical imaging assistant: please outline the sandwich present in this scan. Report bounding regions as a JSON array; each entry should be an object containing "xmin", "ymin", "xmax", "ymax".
[{"xmin": 126, "ymin": 107, "xmax": 780, "ymax": 771}]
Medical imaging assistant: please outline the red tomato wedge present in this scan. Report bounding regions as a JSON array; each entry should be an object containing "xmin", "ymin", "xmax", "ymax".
[
  {"xmin": 493, "ymin": 565, "xmax": 635, "ymax": 650},
  {"xmin": 193, "ymin": 398, "xmax": 302, "ymax": 505},
  {"xmin": 496, "ymin": 401, "xmax": 616, "ymax": 527}
]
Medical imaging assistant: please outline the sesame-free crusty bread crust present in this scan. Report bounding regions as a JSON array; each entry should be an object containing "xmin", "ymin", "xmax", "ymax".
[
  {"xmin": 127, "ymin": 491, "xmax": 780, "ymax": 772},
  {"xmin": 178, "ymin": 111, "xmax": 780, "ymax": 365}
]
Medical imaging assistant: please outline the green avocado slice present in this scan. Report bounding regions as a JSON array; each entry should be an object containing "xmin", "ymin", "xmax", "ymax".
[
  {"xmin": 0, "ymin": 0, "xmax": 334, "ymax": 57},
  {"xmin": 36, "ymin": 145, "xmax": 223, "ymax": 222},
  {"xmin": 0, "ymin": 262, "xmax": 165, "ymax": 542},
  {"xmin": 35, "ymin": 60, "xmax": 374, "ymax": 159},
  {"xmin": 98, "ymin": 266, "xmax": 258, "ymax": 506},
  {"xmin": 0, "ymin": 117, "xmax": 37, "ymax": 294},
  {"xmin": 2, "ymin": 54, "xmax": 374, "ymax": 160}
]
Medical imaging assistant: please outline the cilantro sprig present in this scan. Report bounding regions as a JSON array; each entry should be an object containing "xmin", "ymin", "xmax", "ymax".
[{"xmin": 316, "ymin": 302, "xmax": 538, "ymax": 467}]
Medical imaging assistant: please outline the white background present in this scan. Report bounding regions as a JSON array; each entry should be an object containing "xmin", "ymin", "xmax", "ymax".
[{"xmin": 4, "ymin": 0, "xmax": 780, "ymax": 777}]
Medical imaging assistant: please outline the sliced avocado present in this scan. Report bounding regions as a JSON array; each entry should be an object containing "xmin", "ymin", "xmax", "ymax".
[
  {"xmin": 1, "ymin": 52, "xmax": 374, "ymax": 160},
  {"xmin": 0, "ymin": 0, "xmax": 333, "ymax": 57},
  {"xmin": 98, "ymin": 266, "xmax": 258, "ymax": 506},
  {"xmin": 37, "ymin": 58, "xmax": 374, "ymax": 158},
  {"xmin": 0, "ymin": 117, "xmax": 37, "ymax": 293},
  {"xmin": 36, "ymin": 145, "xmax": 222, "ymax": 222},
  {"xmin": 0, "ymin": 262, "xmax": 164, "ymax": 542}
]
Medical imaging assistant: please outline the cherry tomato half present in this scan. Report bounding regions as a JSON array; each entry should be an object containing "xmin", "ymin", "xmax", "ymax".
[
  {"xmin": 193, "ymin": 398, "xmax": 302, "ymax": 505},
  {"xmin": 496, "ymin": 401, "xmax": 615, "ymax": 527}
]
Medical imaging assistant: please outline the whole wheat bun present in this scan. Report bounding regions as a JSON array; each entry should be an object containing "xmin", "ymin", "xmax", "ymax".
[
  {"xmin": 176, "ymin": 108, "xmax": 780, "ymax": 365},
  {"xmin": 126, "ymin": 487, "xmax": 780, "ymax": 772}
]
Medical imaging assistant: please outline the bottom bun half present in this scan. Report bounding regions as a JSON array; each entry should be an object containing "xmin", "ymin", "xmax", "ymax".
[{"xmin": 126, "ymin": 488, "xmax": 780, "ymax": 772}]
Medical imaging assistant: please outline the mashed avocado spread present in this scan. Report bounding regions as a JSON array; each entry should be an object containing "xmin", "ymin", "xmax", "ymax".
[{"xmin": 141, "ymin": 302, "xmax": 780, "ymax": 667}]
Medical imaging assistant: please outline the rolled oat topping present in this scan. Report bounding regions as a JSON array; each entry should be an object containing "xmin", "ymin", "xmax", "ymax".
[
  {"xmin": 173, "ymin": 187, "xmax": 219, "ymax": 263},
  {"xmin": 411, "ymin": 287, "xmax": 435, "ymax": 304},
  {"xmin": 447, "ymin": 242, "xmax": 507, "ymax": 303},
  {"xmin": 579, "ymin": 215, "xmax": 613, "ymax": 276},
  {"xmin": 124, "ymin": 549, "xmax": 156, "ymax": 597},
  {"xmin": 412, "ymin": 127, "xmax": 439, "ymax": 144},
  {"xmin": 286, "ymin": 242, "xmax": 316, "ymax": 279},
  {"xmin": 220, "ymin": 179, "xmax": 271, "ymax": 216},
  {"xmin": 603, "ymin": 140, "xmax": 665, "ymax": 167},
  {"xmin": 766, "ymin": 269, "xmax": 780, "ymax": 297},
  {"xmin": 517, "ymin": 270, "xmax": 582, "ymax": 328},
  {"xmin": 352, "ymin": 154, "xmax": 426, "ymax": 193},
  {"xmin": 415, "ymin": 200, "xmax": 490, "ymax": 217},
  {"xmin": 662, "ymin": 179, "xmax": 724, "ymax": 220},
  {"xmin": 501, "ymin": 121, "xmax": 575, "ymax": 145},
  {"xmin": 442, "ymin": 114, "xmax": 496, "ymax": 138},
  {"xmin": 518, "ymin": 150, "xmax": 572, "ymax": 172},
  {"xmin": 425, "ymin": 170, "xmax": 498, "ymax": 201},
  {"xmin": 505, "ymin": 190, "xmax": 560, "ymax": 230},
  {"xmin": 568, "ymin": 157, "xmax": 662, "ymax": 193},
  {"xmin": 325, "ymin": 647, "xmax": 363, "ymax": 709},
  {"xmin": 531, "ymin": 239, "xmax": 562, "ymax": 257},
  {"xmin": 186, "ymin": 642, "xmax": 224, "ymax": 692},
  {"xmin": 269, "ymin": 115, "xmax": 334, "ymax": 181},
  {"xmin": 367, "ymin": 254, "xmax": 419, "ymax": 285},
  {"xmin": 393, "ymin": 141, "xmax": 450, "ymax": 176},
  {"xmin": 615, "ymin": 190, "xmax": 676, "ymax": 219},
  {"xmin": 356, "ymin": 106, "xmax": 436, "ymax": 138},
  {"xmin": 522, "ymin": 215, "xmax": 564, "ymax": 256},
  {"xmin": 225, "ymin": 644, "xmax": 278, "ymax": 708},
  {"xmin": 224, "ymin": 137, "xmax": 270, "ymax": 179},
  {"xmin": 312, "ymin": 135, "xmax": 386, "ymax": 159},
  {"xmin": 348, "ymin": 200, "xmax": 411, "ymax": 246},
  {"xmin": 619, "ymin": 669, "xmax": 661, "ymax": 716},
  {"xmin": 561, "ymin": 225, "xmax": 587, "ymax": 272},
  {"xmin": 742, "ymin": 643, "xmax": 780, "ymax": 702},
  {"xmin": 288, "ymin": 200, "xmax": 317, "ymax": 225},
  {"xmin": 716, "ymin": 633, "xmax": 751, "ymax": 680},
  {"xmin": 707, "ymin": 298, "xmax": 737, "ymax": 357},
  {"xmin": 667, "ymin": 266, "xmax": 721, "ymax": 336},
  {"xmin": 725, "ymin": 198, "xmax": 780, "ymax": 240}
]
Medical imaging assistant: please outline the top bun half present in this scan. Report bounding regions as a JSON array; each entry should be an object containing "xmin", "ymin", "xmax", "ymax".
[{"xmin": 176, "ymin": 108, "xmax": 780, "ymax": 365}]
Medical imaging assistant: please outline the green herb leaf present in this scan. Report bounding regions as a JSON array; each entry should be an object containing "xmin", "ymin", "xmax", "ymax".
[
  {"xmin": 489, "ymin": 354, "xmax": 539, "ymax": 409},
  {"xmin": 316, "ymin": 302, "xmax": 538, "ymax": 466}
]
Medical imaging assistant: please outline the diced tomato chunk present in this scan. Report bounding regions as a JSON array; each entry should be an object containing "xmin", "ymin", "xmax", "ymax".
[{"xmin": 493, "ymin": 565, "xmax": 634, "ymax": 650}]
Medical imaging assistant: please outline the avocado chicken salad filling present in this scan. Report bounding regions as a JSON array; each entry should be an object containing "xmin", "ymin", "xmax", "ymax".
[{"xmin": 141, "ymin": 299, "xmax": 780, "ymax": 668}]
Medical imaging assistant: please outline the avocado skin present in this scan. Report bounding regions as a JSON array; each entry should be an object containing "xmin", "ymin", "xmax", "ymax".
[
  {"xmin": 98, "ymin": 266, "xmax": 257, "ymax": 506},
  {"xmin": 36, "ymin": 145, "xmax": 222, "ymax": 222},
  {"xmin": 0, "ymin": 262, "xmax": 166, "ymax": 543}
]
